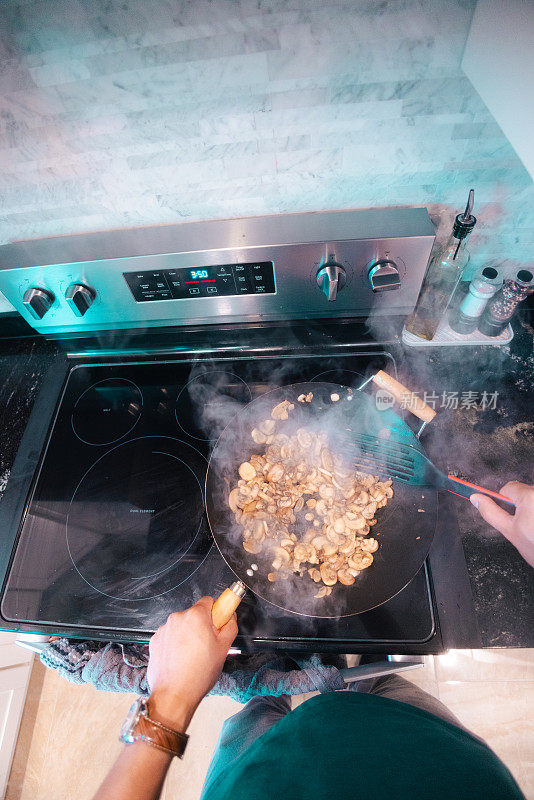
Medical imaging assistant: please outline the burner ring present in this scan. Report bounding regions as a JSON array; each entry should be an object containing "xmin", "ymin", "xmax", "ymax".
[
  {"xmin": 66, "ymin": 436, "xmax": 211, "ymax": 601},
  {"xmin": 309, "ymin": 367, "xmax": 365, "ymax": 386},
  {"xmin": 175, "ymin": 370, "xmax": 252, "ymax": 441},
  {"xmin": 71, "ymin": 378, "xmax": 143, "ymax": 446}
]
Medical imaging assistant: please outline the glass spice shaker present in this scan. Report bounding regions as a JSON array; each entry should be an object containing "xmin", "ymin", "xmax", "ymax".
[
  {"xmin": 478, "ymin": 268, "xmax": 534, "ymax": 337},
  {"xmin": 449, "ymin": 265, "xmax": 503, "ymax": 334}
]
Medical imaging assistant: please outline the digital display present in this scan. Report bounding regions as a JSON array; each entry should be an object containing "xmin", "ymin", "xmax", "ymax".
[{"xmin": 123, "ymin": 262, "xmax": 276, "ymax": 302}]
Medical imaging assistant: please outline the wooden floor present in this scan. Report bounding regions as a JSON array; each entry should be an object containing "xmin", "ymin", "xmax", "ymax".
[{"xmin": 6, "ymin": 649, "xmax": 534, "ymax": 800}]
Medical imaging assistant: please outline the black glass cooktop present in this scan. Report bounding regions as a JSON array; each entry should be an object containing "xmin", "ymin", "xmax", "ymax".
[{"xmin": 1, "ymin": 353, "xmax": 438, "ymax": 650}]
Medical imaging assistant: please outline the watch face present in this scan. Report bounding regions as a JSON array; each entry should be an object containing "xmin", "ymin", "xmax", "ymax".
[{"xmin": 120, "ymin": 697, "xmax": 145, "ymax": 744}]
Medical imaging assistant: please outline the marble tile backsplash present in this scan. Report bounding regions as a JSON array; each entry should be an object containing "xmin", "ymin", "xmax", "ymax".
[{"xmin": 0, "ymin": 0, "xmax": 533, "ymax": 277}]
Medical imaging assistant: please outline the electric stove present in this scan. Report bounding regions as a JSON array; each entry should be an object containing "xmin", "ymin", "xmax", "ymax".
[
  {"xmin": 1, "ymin": 351, "xmax": 439, "ymax": 652},
  {"xmin": 0, "ymin": 208, "xmax": 461, "ymax": 654}
]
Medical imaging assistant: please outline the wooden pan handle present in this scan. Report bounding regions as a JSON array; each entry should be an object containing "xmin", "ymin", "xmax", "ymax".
[
  {"xmin": 211, "ymin": 581, "xmax": 246, "ymax": 629},
  {"xmin": 372, "ymin": 370, "xmax": 436, "ymax": 424}
]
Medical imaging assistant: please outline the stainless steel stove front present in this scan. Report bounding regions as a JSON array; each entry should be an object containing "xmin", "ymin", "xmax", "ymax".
[{"xmin": 0, "ymin": 207, "xmax": 434, "ymax": 335}]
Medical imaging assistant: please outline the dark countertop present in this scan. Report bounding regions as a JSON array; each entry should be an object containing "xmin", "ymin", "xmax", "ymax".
[
  {"xmin": 0, "ymin": 335, "xmax": 61, "ymax": 494},
  {"xmin": 0, "ymin": 319, "xmax": 532, "ymax": 649},
  {"xmin": 399, "ymin": 318, "xmax": 534, "ymax": 648}
]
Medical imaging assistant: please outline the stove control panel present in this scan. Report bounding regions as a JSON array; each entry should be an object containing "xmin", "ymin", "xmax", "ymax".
[
  {"xmin": 0, "ymin": 208, "xmax": 436, "ymax": 334},
  {"xmin": 123, "ymin": 262, "xmax": 276, "ymax": 302}
]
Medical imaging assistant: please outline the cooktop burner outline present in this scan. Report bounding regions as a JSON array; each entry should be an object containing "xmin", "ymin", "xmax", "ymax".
[
  {"xmin": 65, "ymin": 435, "xmax": 212, "ymax": 601},
  {"xmin": 310, "ymin": 367, "xmax": 366, "ymax": 386},
  {"xmin": 175, "ymin": 370, "xmax": 252, "ymax": 441},
  {"xmin": 71, "ymin": 377, "xmax": 143, "ymax": 446}
]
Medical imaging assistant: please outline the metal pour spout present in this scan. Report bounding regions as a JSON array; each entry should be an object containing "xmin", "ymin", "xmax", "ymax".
[{"xmin": 458, "ymin": 188, "xmax": 475, "ymax": 224}]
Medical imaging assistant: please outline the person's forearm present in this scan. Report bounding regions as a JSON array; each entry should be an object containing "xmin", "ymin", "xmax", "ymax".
[
  {"xmin": 93, "ymin": 600, "xmax": 237, "ymax": 800},
  {"xmin": 92, "ymin": 741, "xmax": 172, "ymax": 800},
  {"xmin": 93, "ymin": 693, "xmax": 194, "ymax": 800}
]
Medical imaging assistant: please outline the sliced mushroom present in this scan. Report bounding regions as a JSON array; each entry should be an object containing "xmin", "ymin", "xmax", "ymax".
[
  {"xmin": 294, "ymin": 497, "xmax": 304, "ymax": 513},
  {"xmin": 278, "ymin": 496, "xmax": 293, "ymax": 508},
  {"xmin": 345, "ymin": 516, "xmax": 366, "ymax": 531},
  {"xmin": 315, "ymin": 499, "xmax": 327, "ymax": 516},
  {"xmin": 338, "ymin": 567, "xmax": 356, "ymax": 586},
  {"xmin": 267, "ymin": 464, "xmax": 284, "ymax": 482},
  {"xmin": 238, "ymin": 462, "xmax": 257, "ymax": 481},
  {"xmin": 228, "ymin": 488, "xmax": 241, "ymax": 512},
  {"xmin": 321, "ymin": 448, "xmax": 334, "ymax": 471},
  {"xmin": 318, "ymin": 484, "xmax": 335, "ymax": 500},
  {"xmin": 349, "ymin": 552, "xmax": 374, "ymax": 570},
  {"xmin": 324, "ymin": 541, "xmax": 339, "ymax": 557},
  {"xmin": 360, "ymin": 537, "xmax": 379, "ymax": 552},
  {"xmin": 280, "ymin": 538, "xmax": 294, "ymax": 552},
  {"xmin": 259, "ymin": 419, "xmax": 276, "ymax": 435},
  {"xmin": 362, "ymin": 502, "xmax": 377, "ymax": 520},
  {"xmin": 293, "ymin": 543, "xmax": 309, "ymax": 562},
  {"xmin": 311, "ymin": 535, "xmax": 328, "ymax": 551},
  {"xmin": 252, "ymin": 520, "xmax": 267, "ymax": 542},
  {"xmin": 271, "ymin": 400, "xmax": 294, "ymax": 420},
  {"xmin": 243, "ymin": 540, "xmax": 262, "ymax": 554},
  {"xmin": 333, "ymin": 517, "xmax": 346, "ymax": 534},
  {"xmin": 326, "ymin": 529, "xmax": 342, "ymax": 545},
  {"xmin": 320, "ymin": 562, "xmax": 338, "ymax": 586},
  {"xmin": 327, "ymin": 555, "xmax": 344, "ymax": 571},
  {"xmin": 339, "ymin": 538, "xmax": 356, "ymax": 555},
  {"xmin": 273, "ymin": 545, "xmax": 291, "ymax": 563},
  {"xmin": 251, "ymin": 428, "xmax": 267, "ymax": 444},
  {"xmin": 297, "ymin": 428, "xmax": 312, "ymax": 449},
  {"xmin": 314, "ymin": 586, "xmax": 328, "ymax": 598}
]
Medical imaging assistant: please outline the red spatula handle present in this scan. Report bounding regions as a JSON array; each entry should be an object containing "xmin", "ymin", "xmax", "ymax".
[{"xmin": 446, "ymin": 475, "xmax": 516, "ymax": 511}]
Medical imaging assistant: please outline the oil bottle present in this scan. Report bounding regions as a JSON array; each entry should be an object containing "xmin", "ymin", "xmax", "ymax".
[{"xmin": 405, "ymin": 190, "xmax": 477, "ymax": 340}]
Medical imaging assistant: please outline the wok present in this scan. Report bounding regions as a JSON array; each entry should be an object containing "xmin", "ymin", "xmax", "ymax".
[{"xmin": 206, "ymin": 381, "xmax": 437, "ymax": 618}]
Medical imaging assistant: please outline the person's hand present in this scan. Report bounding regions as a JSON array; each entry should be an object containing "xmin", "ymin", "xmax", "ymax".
[
  {"xmin": 470, "ymin": 481, "xmax": 534, "ymax": 568},
  {"xmin": 146, "ymin": 597, "xmax": 237, "ymax": 731}
]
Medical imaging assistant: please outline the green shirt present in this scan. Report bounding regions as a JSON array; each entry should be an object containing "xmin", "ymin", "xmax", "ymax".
[{"xmin": 203, "ymin": 692, "xmax": 524, "ymax": 800}]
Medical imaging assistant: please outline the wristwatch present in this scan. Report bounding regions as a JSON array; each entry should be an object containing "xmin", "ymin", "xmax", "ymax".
[{"xmin": 120, "ymin": 697, "xmax": 189, "ymax": 758}]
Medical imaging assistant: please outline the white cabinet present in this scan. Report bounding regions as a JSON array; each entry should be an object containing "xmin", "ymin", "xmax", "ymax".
[
  {"xmin": 462, "ymin": 0, "xmax": 534, "ymax": 180},
  {"xmin": 0, "ymin": 633, "xmax": 34, "ymax": 799}
]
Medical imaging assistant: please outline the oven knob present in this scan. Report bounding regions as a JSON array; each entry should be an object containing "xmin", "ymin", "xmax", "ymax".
[
  {"xmin": 22, "ymin": 286, "xmax": 55, "ymax": 320},
  {"xmin": 368, "ymin": 259, "xmax": 401, "ymax": 292},
  {"xmin": 65, "ymin": 283, "xmax": 96, "ymax": 316},
  {"xmin": 316, "ymin": 259, "xmax": 346, "ymax": 301}
]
